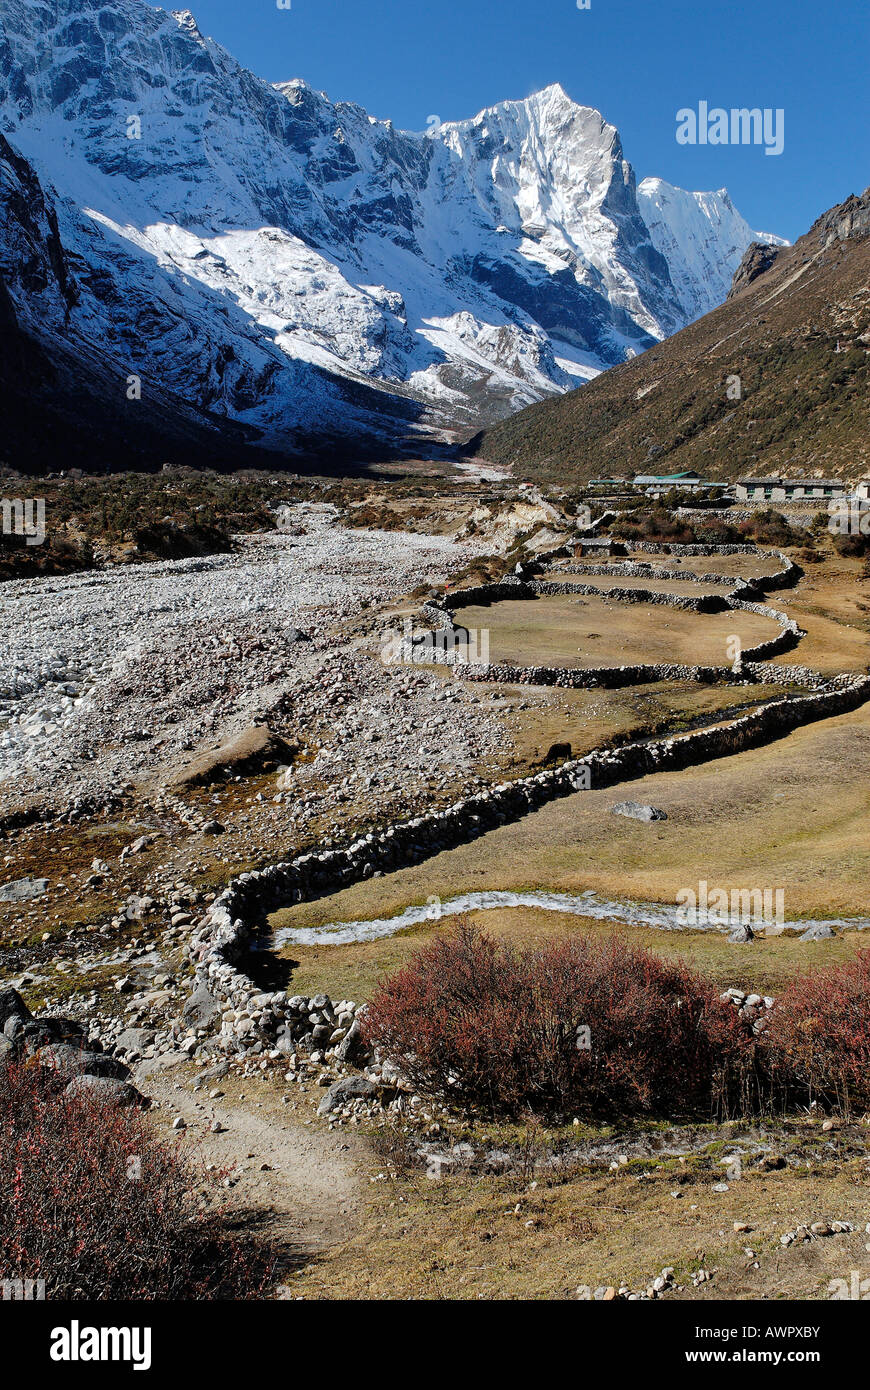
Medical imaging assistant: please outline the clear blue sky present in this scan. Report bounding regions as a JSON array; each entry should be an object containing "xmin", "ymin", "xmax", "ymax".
[{"xmin": 176, "ymin": 0, "xmax": 868, "ymax": 242}]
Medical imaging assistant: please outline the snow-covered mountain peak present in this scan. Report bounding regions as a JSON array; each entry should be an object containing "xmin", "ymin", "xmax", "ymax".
[
  {"xmin": 0, "ymin": 0, "xmax": 787, "ymax": 455},
  {"xmin": 636, "ymin": 176, "xmax": 787, "ymax": 320},
  {"xmin": 170, "ymin": 9, "xmax": 203, "ymax": 39}
]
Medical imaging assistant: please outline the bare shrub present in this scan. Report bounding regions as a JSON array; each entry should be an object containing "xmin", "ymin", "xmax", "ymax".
[
  {"xmin": 761, "ymin": 950, "xmax": 870, "ymax": 1114},
  {"xmin": 363, "ymin": 923, "xmax": 755, "ymax": 1119},
  {"xmin": 0, "ymin": 1063, "xmax": 273, "ymax": 1299}
]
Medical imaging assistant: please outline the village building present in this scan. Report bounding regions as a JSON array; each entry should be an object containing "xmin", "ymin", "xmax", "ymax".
[
  {"xmin": 572, "ymin": 537, "xmax": 624, "ymax": 558},
  {"xmin": 735, "ymin": 476, "xmax": 848, "ymax": 502},
  {"xmin": 632, "ymin": 471, "xmax": 730, "ymax": 496}
]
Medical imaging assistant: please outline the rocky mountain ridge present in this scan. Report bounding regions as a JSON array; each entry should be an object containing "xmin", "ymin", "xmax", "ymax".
[{"xmin": 0, "ymin": 0, "xmax": 782, "ymax": 465}]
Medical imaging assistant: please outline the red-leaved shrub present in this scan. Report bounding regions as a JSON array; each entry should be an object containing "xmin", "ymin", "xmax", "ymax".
[
  {"xmin": 363, "ymin": 923, "xmax": 756, "ymax": 1118},
  {"xmin": 0, "ymin": 1063, "xmax": 273, "ymax": 1299},
  {"xmin": 761, "ymin": 950, "xmax": 870, "ymax": 1113}
]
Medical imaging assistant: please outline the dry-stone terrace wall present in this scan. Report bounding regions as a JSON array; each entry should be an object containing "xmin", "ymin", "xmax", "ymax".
[
  {"xmin": 417, "ymin": 548, "xmax": 805, "ymax": 681},
  {"xmin": 630, "ymin": 542, "xmax": 759, "ymax": 556},
  {"xmin": 558, "ymin": 562, "xmax": 735, "ymax": 586},
  {"xmin": 184, "ymin": 534, "xmax": 870, "ymax": 1055},
  {"xmin": 532, "ymin": 580, "xmax": 731, "ymax": 613},
  {"xmin": 553, "ymin": 552, "xmax": 802, "ymax": 596}
]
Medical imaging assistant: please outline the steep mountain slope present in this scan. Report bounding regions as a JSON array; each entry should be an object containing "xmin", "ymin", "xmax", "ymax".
[
  {"xmin": 0, "ymin": 130, "xmax": 274, "ymax": 472},
  {"xmin": 636, "ymin": 179, "xmax": 783, "ymax": 323},
  {"xmin": 469, "ymin": 190, "xmax": 870, "ymax": 483},
  {"xmin": 0, "ymin": 0, "xmax": 782, "ymax": 466}
]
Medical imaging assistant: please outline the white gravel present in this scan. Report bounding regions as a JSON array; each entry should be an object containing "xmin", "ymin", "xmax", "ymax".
[{"xmin": 0, "ymin": 504, "xmax": 482, "ymax": 803}]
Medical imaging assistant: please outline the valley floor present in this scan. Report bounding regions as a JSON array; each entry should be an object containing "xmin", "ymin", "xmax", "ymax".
[{"xmin": 2, "ymin": 490, "xmax": 869, "ymax": 1301}]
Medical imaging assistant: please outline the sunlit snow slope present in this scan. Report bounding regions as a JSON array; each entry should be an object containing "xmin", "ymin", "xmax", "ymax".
[{"xmin": 0, "ymin": 0, "xmax": 786, "ymax": 456}]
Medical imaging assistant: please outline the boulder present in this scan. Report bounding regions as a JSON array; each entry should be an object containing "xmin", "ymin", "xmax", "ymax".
[
  {"xmin": 0, "ymin": 876, "xmax": 49, "ymax": 903},
  {"xmin": 800, "ymin": 923, "xmax": 836, "ymax": 941},
  {"xmin": 317, "ymin": 1074, "xmax": 378, "ymax": 1116},
  {"xmin": 115, "ymin": 1027, "xmax": 155, "ymax": 1055},
  {"xmin": 64, "ymin": 1075, "xmax": 144, "ymax": 1108},
  {"xmin": 182, "ymin": 984, "xmax": 220, "ymax": 1027},
  {"xmin": 19, "ymin": 1017, "xmax": 88, "ymax": 1057},
  {"xmin": 36, "ymin": 1045, "xmax": 130, "ymax": 1082},
  {"xmin": 0, "ymin": 987, "xmax": 32, "ymax": 1032},
  {"xmin": 610, "ymin": 801, "xmax": 668, "ymax": 823},
  {"xmin": 728, "ymin": 924, "xmax": 754, "ymax": 943}
]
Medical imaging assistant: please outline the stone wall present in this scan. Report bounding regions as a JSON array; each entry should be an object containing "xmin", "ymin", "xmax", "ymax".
[
  {"xmin": 418, "ymin": 547, "xmax": 804, "ymax": 678},
  {"xmin": 531, "ymin": 579, "xmax": 730, "ymax": 613},
  {"xmin": 629, "ymin": 542, "xmax": 759, "ymax": 556},
  {"xmin": 452, "ymin": 660, "xmax": 744, "ymax": 689},
  {"xmin": 186, "ymin": 671, "xmax": 870, "ymax": 1054},
  {"xmin": 552, "ymin": 552, "xmax": 802, "ymax": 596},
  {"xmin": 181, "ymin": 540, "xmax": 866, "ymax": 1052}
]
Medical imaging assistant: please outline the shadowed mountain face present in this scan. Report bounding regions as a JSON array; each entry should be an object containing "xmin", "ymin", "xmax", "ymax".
[
  {"xmin": 469, "ymin": 190, "xmax": 870, "ymax": 483},
  {"xmin": 0, "ymin": 130, "xmax": 271, "ymax": 474},
  {"xmin": 0, "ymin": 0, "xmax": 781, "ymax": 469}
]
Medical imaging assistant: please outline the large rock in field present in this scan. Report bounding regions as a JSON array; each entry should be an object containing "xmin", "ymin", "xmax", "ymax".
[
  {"xmin": 0, "ymin": 987, "xmax": 32, "ymax": 1034},
  {"xmin": 64, "ymin": 1074, "xmax": 145, "ymax": 1108},
  {"xmin": 799, "ymin": 923, "xmax": 836, "ymax": 941},
  {"xmin": 0, "ymin": 876, "xmax": 48, "ymax": 902},
  {"xmin": 36, "ymin": 1044, "xmax": 130, "ymax": 1082},
  {"xmin": 610, "ymin": 801, "xmax": 668, "ymax": 823},
  {"xmin": 114, "ymin": 1027, "xmax": 156, "ymax": 1056},
  {"xmin": 728, "ymin": 924, "xmax": 754, "ymax": 943},
  {"xmin": 182, "ymin": 983, "xmax": 220, "ymax": 1027},
  {"xmin": 19, "ymin": 1017, "xmax": 88, "ymax": 1056},
  {"xmin": 317, "ymin": 1074, "xmax": 378, "ymax": 1116}
]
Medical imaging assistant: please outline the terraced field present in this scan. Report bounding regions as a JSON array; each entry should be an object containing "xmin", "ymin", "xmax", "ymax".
[
  {"xmin": 457, "ymin": 592, "xmax": 779, "ymax": 668},
  {"xmin": 270, "ymin": 542, "xmax": 870, "ymax": 1002}
]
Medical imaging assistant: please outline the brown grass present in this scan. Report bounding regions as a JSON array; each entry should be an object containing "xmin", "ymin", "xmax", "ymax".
[
  {"xmin": 457, "ymin": 593, "xmax": 779, "ymax": 669},
  {"xmin": 292, "ymin": 1117, "xmax": 870, "ymax": 1301}
]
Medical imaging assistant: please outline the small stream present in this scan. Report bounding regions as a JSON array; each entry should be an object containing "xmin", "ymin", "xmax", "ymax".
[{"xmin": 274, "ymin": 888, "xmax": 870, "ymax": 948}]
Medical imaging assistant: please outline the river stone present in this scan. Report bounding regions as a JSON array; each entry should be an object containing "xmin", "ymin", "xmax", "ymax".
[
  {"xmin": 610, "ymin": 801, "xmax": 668, "ymax": 823},
  {"xmin": 800, "ymin": 923, "xmax": 836, "ymax": 941},
  {"xmin": 317, "ymin": 1074, "xmax": 378, "ymax": 1116},
  {"xmin": 0, "ymin": 876, "xmax": 49, "ymax": 903}
]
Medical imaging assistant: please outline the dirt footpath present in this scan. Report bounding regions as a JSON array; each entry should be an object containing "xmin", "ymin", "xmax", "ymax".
[{"xmin": 137, "ymin": 1058, "xmax": 368, "ymax": 1285}]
